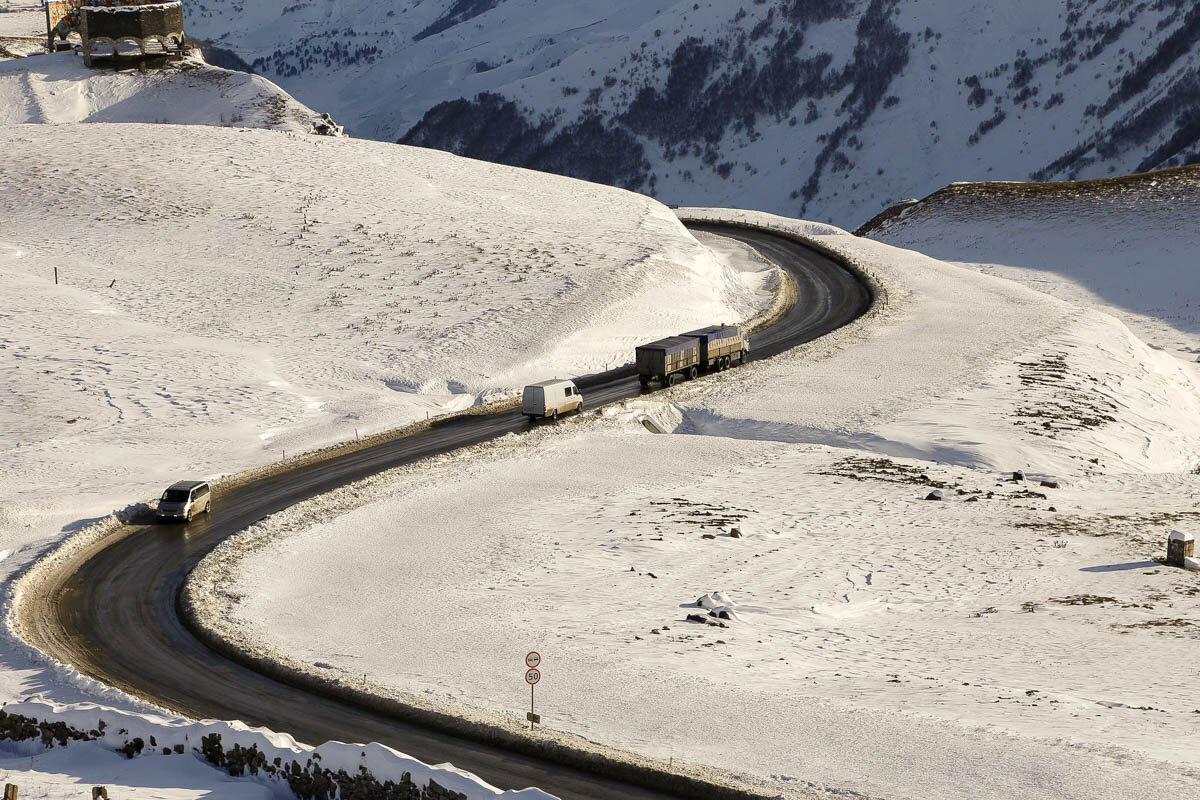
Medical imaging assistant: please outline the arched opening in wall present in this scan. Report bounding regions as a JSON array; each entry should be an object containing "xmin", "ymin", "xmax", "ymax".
[
  {"xmin": 87, "ymin": 38, "xmax": 115, "ymax": 58},
  {"xmin": 115, "ymin": 38, "xmax": 143, "ymax": 56},
  {"xmin": 142, "ymin": 36, "xmax": 168, "ymax": 55},
  {"xmin": 166, "ymin": 34, "xmax": 183, "ymax": 51}
]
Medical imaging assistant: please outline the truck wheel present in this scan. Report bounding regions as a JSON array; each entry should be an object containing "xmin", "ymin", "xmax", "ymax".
[
  {"xmin": 688, "ymin": 366, "xmax": 698, "ymax": 380},
  {"xmin": 639, "ymin": 377, "xmax": 650, "ymax": 390},
  {"xmin": 185, "ymin": 509, "xmax": 193, "ymax": 522},
  {"xmin": 205, "ymin": 501, "xmax": 211, "ymax": 515},
  {"xmin": 577, "ymin": 401, "xmax": 584, "ymax": 413}
]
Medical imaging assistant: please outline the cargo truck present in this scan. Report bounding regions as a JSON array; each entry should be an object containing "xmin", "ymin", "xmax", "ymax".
[{"xmin": 635, "ymin": 325, "xmax": 749, "ymax": 389}]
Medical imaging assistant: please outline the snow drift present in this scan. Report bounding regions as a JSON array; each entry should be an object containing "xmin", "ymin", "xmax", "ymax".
[{"xmin": 0, "ymin": 50, "xmax": 332, "ymax": 132}]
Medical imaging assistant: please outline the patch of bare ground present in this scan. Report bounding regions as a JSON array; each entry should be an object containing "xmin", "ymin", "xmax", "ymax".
[
  {"xmin": 631, "ymin": 498, "xmax": 750, "ymax": 533},
  {"xmin": 816, "ymin": 456, "xmax": 960, "ymax": 490},
  {"xmin": 1114, "ymin": 618, "xmax": 1200, "ymax": 638},
  {"xmin": 1013, "ymin": 511, "xmax": 1200, "ymax": 538},
  {"xmin": 1014, "ymin": 352, "xmax": 1118, "ymax": 438},
  {"xmin": 1051, "ymin": 594, "xmax": 1119, "ymax": 606}
]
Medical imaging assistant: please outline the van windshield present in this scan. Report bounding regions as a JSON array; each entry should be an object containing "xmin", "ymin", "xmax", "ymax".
[{"xmin": 162, "ymin": 489, "xmax": 190, "ymax": 502}]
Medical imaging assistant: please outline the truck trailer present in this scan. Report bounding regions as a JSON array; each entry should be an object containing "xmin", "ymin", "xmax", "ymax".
[
  {"xmin": 681, "ymin": 325, "xmax": 749, "ymax": 371},
  {"xmin": 635, "ymin": 325, "xmax": 749, "ymax": 388},
  {"xmin": 635, "ymin": 336, "xmax": 700, "ymax": 389}
]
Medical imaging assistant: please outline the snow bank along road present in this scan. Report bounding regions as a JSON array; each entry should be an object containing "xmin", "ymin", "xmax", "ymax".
[{"xmin": 18, "ymin": 224, "xmax": 871, "ymax": 799}]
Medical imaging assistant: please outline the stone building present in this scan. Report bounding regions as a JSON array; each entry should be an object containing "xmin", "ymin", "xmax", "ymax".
[{"xmin": 47, "ymin": 1, "xmax": 187, "ymax": 66}]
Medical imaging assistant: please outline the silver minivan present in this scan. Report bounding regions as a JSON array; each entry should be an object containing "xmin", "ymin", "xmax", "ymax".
[
  {"xmin": 522, "ymin": 379, "xmax": 583, "ymax": 420},
  {"xmin": 157, "ymin": 480, "xmax": 212, "ymax": 522}
]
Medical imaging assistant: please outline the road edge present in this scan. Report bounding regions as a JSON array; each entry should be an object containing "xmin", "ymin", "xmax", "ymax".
[{"xmin": 175, "ymin": 221, "xmax": 879, "ymax": 800}]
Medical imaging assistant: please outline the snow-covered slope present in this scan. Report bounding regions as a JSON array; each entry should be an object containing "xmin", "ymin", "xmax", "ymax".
[
  {"xmin": 0, "ymin": 121, "xmax": 769, "ymax": 557},
  {"xmin": 0, "ymin": 51, "xmax": 333, "ymax": 132},
  {"xmin": 861, "ymin": 165, "xmax": 1200, "ymax": 360},
  {"xmin": 185, "ymin": 0, "xmax": 1200, "ymax": 227}
]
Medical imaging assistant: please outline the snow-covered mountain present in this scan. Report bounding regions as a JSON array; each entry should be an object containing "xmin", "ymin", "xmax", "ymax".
[{"xmin": 185, "ymin": 0, "xmax": 1200, "ymax": 226}]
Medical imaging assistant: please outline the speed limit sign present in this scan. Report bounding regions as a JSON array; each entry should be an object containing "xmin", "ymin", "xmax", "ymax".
[{"xmin": 523, "ymin": 651, "xmax": 543, "ymax": 729}]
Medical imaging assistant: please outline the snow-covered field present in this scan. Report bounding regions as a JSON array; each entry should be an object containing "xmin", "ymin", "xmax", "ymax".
[{"xmin": 193, "ymin": 205, "xmax": 1200, "ymax": 799}]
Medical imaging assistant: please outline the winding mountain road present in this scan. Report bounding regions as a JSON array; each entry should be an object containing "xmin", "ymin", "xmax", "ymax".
[{"xmin": 19, "ymin": 223, "xmax": 871, "ymax": 799}]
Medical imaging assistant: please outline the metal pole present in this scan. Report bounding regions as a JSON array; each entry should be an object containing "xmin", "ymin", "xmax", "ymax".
[
  {"xmin": 45, "ymin": 1, "xmax": 53, "ymax": 53},
  {"xmin": 530, "ymin": 684, "xmax": 534, "ymax": 730}
]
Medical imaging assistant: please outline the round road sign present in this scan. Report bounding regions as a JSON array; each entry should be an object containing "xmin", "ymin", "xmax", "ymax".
[
  {"xmin": 525, "ymin": 668, "xmax": 541, "ymax": 685},
  {"xmin": 525, "ymin": 651, "xmax": 541, "ymax": 669}
]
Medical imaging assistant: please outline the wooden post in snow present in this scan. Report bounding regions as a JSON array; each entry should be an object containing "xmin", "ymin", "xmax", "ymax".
[{"xmin": 3, "ymin": 783, "xmax": 17, "ymax": 800}]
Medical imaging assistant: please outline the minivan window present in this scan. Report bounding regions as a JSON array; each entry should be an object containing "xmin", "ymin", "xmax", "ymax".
[
  {"xmin": 564, "ymin": 387, "xmax": 573, "ymax": 396},
  {"xmin": 162, "ymin": 489, "xmax": 189, "ymax": 502}
]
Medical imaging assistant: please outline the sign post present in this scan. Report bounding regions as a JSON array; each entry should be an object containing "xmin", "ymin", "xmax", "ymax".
[{"xmin": 524, "ymin": 651, "xmax": 541, "ymax": 730}]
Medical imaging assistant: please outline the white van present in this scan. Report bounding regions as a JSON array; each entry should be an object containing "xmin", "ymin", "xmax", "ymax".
[
  {"xmin": 522, "ymin": 379, "xmax": 583, "ymax": 420},
  {"xmin": 157, "ymin": 480, "xmax": 212, "ymax": 522}
]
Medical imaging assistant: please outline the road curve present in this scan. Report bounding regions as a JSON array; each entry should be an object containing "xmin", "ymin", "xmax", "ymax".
[{"xmin": 20, "ymin": 225, "xmax": 871, "ymax": 799}]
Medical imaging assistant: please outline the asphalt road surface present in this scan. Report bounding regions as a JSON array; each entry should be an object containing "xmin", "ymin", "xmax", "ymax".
[{"xmin": 22, "ymin": 224, "xmax": 871, "ymax": 799}]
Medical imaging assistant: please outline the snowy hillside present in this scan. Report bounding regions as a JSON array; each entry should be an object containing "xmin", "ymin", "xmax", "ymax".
[
  {"xmin": 861, "ymin": 165, "xmax": 1200, "ymax": 360},
  {"xmin": 185, "ymin": 0, "xmax": 1200, "ymax": 226},
  {"xmin": 0, "ymin": 121, "xmax": 769, "ymax": 557},
  {"xmin": 0, "ymin": 51, "xmax": 335, "ymax": 131}
]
